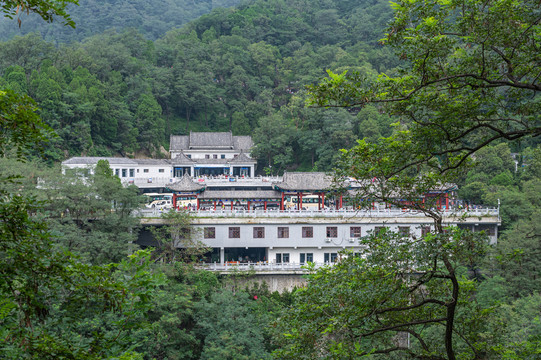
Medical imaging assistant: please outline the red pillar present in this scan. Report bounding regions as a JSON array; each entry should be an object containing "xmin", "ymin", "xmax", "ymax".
[
  {"xmin": 247, "ymin": 201, "xmax": 251, "ymax": 210},
  {"xmin": 445, "ymin": 193, "xmax": 449, "ymax": 210},
  {"xmin": 172, "ymin": 194, "xmax": 177, "ymax": 210},
  {"xmin": 197, "ymin": 197, "xmax": 200, "ymax": 210},
  {"xmin": 213, "ymin": 200, "xmax": 216, "ymax": 211},
  {"xmin": 264, "ymin": 201, "xmax": 267, "ymax": 210},
  {"xmin": 231, "ymin": 200, "xmax": 234, "ymax": 211},
  {"xmin": 281, "ymin": 192, "xmax": 285, "ymax": 210},
  {"xmin": 299, "ymin": 193, "xmax": 303, "ymax": 210},
  {"xmin": 321, "ymin": 193, "xmax": 325, "ymax": 210},
  {"xmin": 339, "ymin": 194, "xmax": 343, "ymax": 209}
]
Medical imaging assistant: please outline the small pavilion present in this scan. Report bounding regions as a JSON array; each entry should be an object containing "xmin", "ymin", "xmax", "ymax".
[
  {"xmin": 166, "ymin": 175, "xmax": 206, "ymax": 209},
  {"xmin": 272, "ymin": 172, "xmax": 345, "ymax": 210}
]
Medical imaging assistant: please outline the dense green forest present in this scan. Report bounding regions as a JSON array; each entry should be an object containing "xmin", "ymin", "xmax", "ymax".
[
  {"xmin": 0, "ymin": 0, "xmax": 396, "ymax": 171},
  {"xmin": 1, "ymin": 0, "xmax": 540, "ymax": 358},
  {"xmin": 0, "ymin": 0, "xmax": 242, "ymax": 42}
]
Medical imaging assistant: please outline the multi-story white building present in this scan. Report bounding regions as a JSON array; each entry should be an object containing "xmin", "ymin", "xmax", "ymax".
[
  {"xmin": 62, "ymin": 131, "xmax": 257, "ymax": 188},
  {"xmin": 63, "ymin": 132, "xmax": 500, "ymax": 269}
]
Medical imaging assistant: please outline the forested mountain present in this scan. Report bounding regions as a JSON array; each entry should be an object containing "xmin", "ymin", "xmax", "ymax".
[
  {"xmin": 2, "ymin": 0, "xmax": 540, "ymax": 358},
  {"xmin": 0, "ymin": 0, "xmax": 241, "ymax": 43},
  {"xmin": 0, "ymin": 0, "xmax": 396, "ymax": 171}
]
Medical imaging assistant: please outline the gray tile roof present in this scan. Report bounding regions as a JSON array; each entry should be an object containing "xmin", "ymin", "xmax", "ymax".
[
  {"xmin": 166, "ymin": 175, "xmax": 206, "ymax": 192},
  {"xmin": 273, "ymin": 172, "xmax": 335, "ymax": 191},
  {"xmin": 62, "ymin": 157, "xmax": 139, "ymax": 165},
  {"xmin": 232, "ymin": 136, "xmax": 253, "ymax": 151},
  {"xmin": 230, "ymin": 151, "xmax": 255, "ymax": 163},
  {"xmin": 198, "ymin": 190, "xmax": 282, "ymax": 199},
  {"xmin": 62, "ymin": 157, "xmax": 170, "ymax": 166},
  {"xmin": 134, "ymin": 159, "xmax": 171, "ymax": 165},
  {"xmin": 171, "ymin": 151, "xmax": 194, "ymax": 165},
  {"xmin": 170, "ymin": 132, "xmax": 254, "ymax": 151}
]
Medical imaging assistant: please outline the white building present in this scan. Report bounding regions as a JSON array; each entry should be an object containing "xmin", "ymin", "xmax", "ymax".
[
  {"xmin": 62, "ymin": 133, "xmax": 500, "ymax": 269},
  {"xmin": 61, "ymin": 131, "xmax": 257, "ymax": 189}
]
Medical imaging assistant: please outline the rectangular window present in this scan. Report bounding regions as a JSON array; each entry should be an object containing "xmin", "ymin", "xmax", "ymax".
[
  {"xmin": 129, "ymin": 169, "xmax": 135, "ymax": 177},
  {"xmin": 115, "ymin": 169, "xmax": 120, "ymax": 176},
  {"xmin": 276, "ymin": 253, "xmax": 290, "ymax": 263},
  {"xmin": 374, "ymin": 226, "xmax": 387, "ymax": 235},
  {"xmin": 213, "ymin": 154, "xmax": 218, "ymax": 159},
  {"xmin": 229, "ymin": 227, "xmax": 240, "ymax": 238},
  {"xmin": 326, "ymin": 226, "xmax": 338, "ymax": 238},
  {"xmin": 187, "ymin": 154, "xmax": 191, "ymax": 159},
  {"xmin": 122, "ymin": 169, "xmax": 127, "ymax": 177},
  {"xmin": 300, "ymin": 253, "xmax": 313, "ymax": 264},
  {"xmin": 399, "ymin": 226, "xmax": 410, "ymax": 237},
  {"xmin": 324, "ymin": 253, "xmax": 338, "ymax": 263},
  {"xmin": 143, "ymin": 169, "xmax": 149, "ymax": 173},
  {"xmin": 302, "ymin": 226, "xmax": 313, "ymax": 238},
  {"xmin": 204, "ymin": 227, "xmax": 216, "ymax": 239},
  {"xmin": 350, "ymin": 226, "xmax": 361, "ymax": 238},
  {"xmin": 205, "ymin": 154, "xmax": 210, "ymax": 159},
  {"xmin": 159, "ymin": 169, "xmax": 165, "ymax": 173},
  {"xmin": 221, "ymin": 154, "xmax": 226, "ymax": 159},
  {"xmin": 277, "ymin": 227, "xmax": 289, "ymax": 238},
  {"xmin": 137, "ymin": 169, "xmax": 139, "ymax": 173},
  {"xmin": 253, "ymin": 227, "xmax": 265, "ymax": 238}
]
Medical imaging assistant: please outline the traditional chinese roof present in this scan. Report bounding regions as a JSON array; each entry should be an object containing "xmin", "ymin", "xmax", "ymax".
[
  {"xmin": 273, "ymin": 172, "xmax": 335, "ymax": 192},
  {"xmin": 166, "ymin": 175, "xmax": 206, "ymax": 192},
  {"xmin": 169, "ymin": 132, "xmax": 254, "ymax": 151},
  {"xmin": 230, "ymin": 150, "xmax": 255, "ymax": 163},
  {"xmin": 171, "ymin": 151, "xmax": 194, "ymax": 165}
]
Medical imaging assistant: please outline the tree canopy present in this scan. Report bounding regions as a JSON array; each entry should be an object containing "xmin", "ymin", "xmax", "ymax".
[{"xmin": 309, "ymin": 0, "xmax": 540, "ymax": 177}]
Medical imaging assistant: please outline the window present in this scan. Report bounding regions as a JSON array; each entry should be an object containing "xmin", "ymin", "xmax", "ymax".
[
  {"xmin": 276, "ymin": 253, "xmax": 290, "ymax": 263},
  {"xmin": 326, "ymin": 226, "xmax": 338, "ymax": 238},
  {"xmin": 115, "ymin": 169, "xmax": 120, "ymax": 176},
  {"xmin": 374, "ymin": 226, "xmax": 387, "ymax": 235},
  {"xmin": 129, "ymin": 169, "xmax": 135, "ymax": 177},
  {"xmin": 205, "ymin": 154, "xmax": 210, "ymax": 159},
  {"xmin": 159, "ymin": 169, "xmax": 165, "ymax": 173},
  {"xmin": 300, "ymin": 253, "xmax": 313, "ymax": 264},
  {"xmin": 302, "ymin": 227, "xmax": 313, "ymax": 238},
  {"xmin": 324, "ymin": 253, "xmax": 338, "ymax": 263},
  {"xmin": 277, "ymin": 227, "xmax": 289, "ymax": 238},
  {"xmin": 421, "ymin": 226, "xmax": 431, "ymax": 237},
  {"xmin": 253, "ymin": 227, "xmax": 265, "ymax": 238},
  {"xmin": 399, "ymin": 226, "xmax": 410, "ymax": 237},
  {"xmin": 204, "ymin": 227, "xmax": 216, "ymax": 239},
  {"xmin": 350, "ymin": 226, "xmax": 361, "ymax": 238},
  {"xmin": 221, "ymin": 154, "xmax": 226, "ymax": 159},
  {"xmin": 137, "ymin": 169, "xmax": 139, "ymax": 173},
  {"xmin": 143, "ymin": 169, "xmax": 149, "ymax": 173},
  {"xmin": 122, "ymin": 169, "xmax": 127, "ymax": 177},
  {"xmin": 187, "ymin": 154, "xmax": 191, "ymax": 159},
  {"xmin": 213, "ymin": 154, "xmax": 218, "ymax": 159},
  {"xmin": 229, "ymin": 227, "xmax": 240, "ymax": 238}
]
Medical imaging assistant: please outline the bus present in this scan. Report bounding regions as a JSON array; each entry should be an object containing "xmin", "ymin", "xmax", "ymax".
[
  {"xmin": 284, "ymin": 195, "xmax": 329, "ymax": 210},
  {"xmin": 175, "ymin": 196, "xmax": 197, "ymax": 209},
  {"xmin": 144, "ymin": 193, "xmax": 173, "ymax": 209}
]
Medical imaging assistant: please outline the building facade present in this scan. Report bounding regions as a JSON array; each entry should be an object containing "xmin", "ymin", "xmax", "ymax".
[{"xmin": 63, "ymin": 132, "xmax": 501, "ymax": 268}]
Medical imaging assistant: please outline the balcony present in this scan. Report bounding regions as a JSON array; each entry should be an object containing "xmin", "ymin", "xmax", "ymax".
[{"xmin": 136, "ymin": 207, "xmax": 500, "ymax": 220}]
